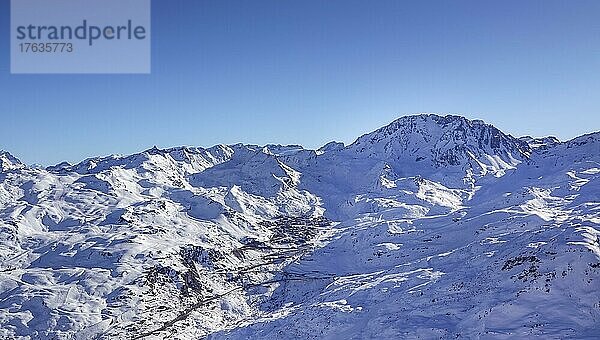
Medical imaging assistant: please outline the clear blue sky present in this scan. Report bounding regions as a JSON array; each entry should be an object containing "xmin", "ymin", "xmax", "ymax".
[{"xmin": 1, "ymin": 0, "xmax": 599, "ymax": 165}]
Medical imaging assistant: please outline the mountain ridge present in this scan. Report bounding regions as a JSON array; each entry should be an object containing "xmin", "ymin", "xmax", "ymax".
[
  {"xmin": 0, "ymin": 114, "xmax": 599, "ymax": 339},
  {"xmin": 5, "ymin": 114, "xmax": 599, "ymax": 171}
]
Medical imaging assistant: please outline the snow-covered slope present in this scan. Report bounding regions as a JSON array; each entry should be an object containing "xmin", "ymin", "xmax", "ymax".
[{"xmin": 0, "ymin": 114, "xmax": 598, "ymax": 339}]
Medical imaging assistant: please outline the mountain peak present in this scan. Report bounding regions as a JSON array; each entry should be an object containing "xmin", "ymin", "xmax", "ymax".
[
  {"xmin": 347, "ymin": 114, "xmax": 530, "ymax": 173},
  {"xmin": 364, "ymin": 114, "xmax": 498, "ymax": 139},
  {"xmin": 519, "ymin": 135, "xmax": 561, "ymax": 150},
  {"xmin": 0, "ymin": 150, "xmax": 24, "ymax": 171}
]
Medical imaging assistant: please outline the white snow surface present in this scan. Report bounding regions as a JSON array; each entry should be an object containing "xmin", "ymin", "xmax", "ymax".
[{"xmin": 0, "ymin": 114, "xmax": 599, "ymax": 339}]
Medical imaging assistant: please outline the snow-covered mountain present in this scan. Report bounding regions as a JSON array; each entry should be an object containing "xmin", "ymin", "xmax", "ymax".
[
  {"xmin": 0, "ymin": 151, "xmax": 24, "ymax": 172},
  {"xmin": 1, "ymin": 114, "xmax": 599, "ymax": 339},
  {"xmin": 349, "ymin": 114, "xmax": 529, "ymax": 169}
]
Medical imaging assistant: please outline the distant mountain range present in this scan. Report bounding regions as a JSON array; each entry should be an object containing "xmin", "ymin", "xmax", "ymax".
[{"xmin": 1, "ymin": 114, "xmax": 599, "ymax": 339}]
